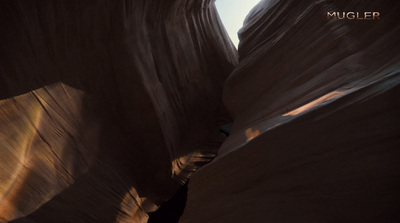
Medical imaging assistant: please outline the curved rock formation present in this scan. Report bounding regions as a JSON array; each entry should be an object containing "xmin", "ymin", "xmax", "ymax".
[
  {"xmin": 0, "ymin": 0, "xmax": 237, "ymax": 222},
  {"xmin": 180, "ymin": 0, "xmax": 400, "ymax": 222}
]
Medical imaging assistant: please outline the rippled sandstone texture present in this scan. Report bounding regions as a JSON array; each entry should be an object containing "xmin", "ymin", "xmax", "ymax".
[
  {"xmin": 0, "ymin": 0, "xmax": 237, "ymax": 222},
  {"xmin": 181, "ymin": 0, "xmax": 400, "ymax": 222}
]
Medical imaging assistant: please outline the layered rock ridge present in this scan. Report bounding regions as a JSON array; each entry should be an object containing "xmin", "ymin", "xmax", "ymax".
[
  {"xmin": 181, "ymin": 0, "xmax": 400, "ymax": 222},
  {"xmin": 0, "ymin": 0, "xmax": 237, "ymax": 222}
]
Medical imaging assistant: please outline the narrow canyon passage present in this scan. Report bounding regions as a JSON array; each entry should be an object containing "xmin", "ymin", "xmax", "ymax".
[{"xmin": 1, "ymin": 0, "xmax": 399, "ymax": 223}]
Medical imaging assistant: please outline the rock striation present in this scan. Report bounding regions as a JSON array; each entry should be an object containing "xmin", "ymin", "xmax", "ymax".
[
  {"xmin": 180, "ymin": 0, "xmax": 400, "ymax": 222},
  {"xmin": 0, "ymin": 0, "xmax": 237, "ymax": 222}
]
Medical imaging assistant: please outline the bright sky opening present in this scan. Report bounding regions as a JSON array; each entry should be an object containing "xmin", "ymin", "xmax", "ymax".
[{"xmin": 215, "ymin": 0, "xmax": 261, "ymax": 48}]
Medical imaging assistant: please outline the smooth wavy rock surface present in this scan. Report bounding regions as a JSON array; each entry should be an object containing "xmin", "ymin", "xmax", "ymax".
[
  {"xmin": 180, "ymin": 0, "xmax": 400, "ymax": 222},
  {"xmin": 0, "ymin": 0, "xmax": 237, "ymax": 222}
]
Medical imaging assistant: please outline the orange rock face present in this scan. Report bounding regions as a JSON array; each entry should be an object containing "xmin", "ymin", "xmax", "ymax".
[
  {"xmin": 180, "ymin": 0, "xmax": 400, "ymax": 222},
  {"xmin": 0, "ymin": 0, "xmax": 237, "ymax": 222}
]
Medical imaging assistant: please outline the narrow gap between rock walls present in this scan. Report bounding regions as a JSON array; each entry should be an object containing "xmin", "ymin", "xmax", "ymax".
[{"xmin": 215, "ymin": 0, "xmax": 261, "ymax": 48}]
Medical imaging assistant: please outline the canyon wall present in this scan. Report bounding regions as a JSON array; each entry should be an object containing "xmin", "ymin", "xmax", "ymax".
[
  {"xmin": 0, "ymin": 0, "xmax": 237, "ymax": 222},
  {"xmin": 2, "ymin": 0, "xmax": 399, "ymax": 222},
  {"xmin": 181, "ymin": 0, "xmax": 400, "ymax": 222}
]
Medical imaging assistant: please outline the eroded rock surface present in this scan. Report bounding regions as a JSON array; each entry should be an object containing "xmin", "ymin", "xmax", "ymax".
[
  {"xmin": 181, "ymin": 0, "xmax": 400, "ymax": 222},
  {"xmin": 0, "ymin": 0, "xmax": 237, "ymax": 222}
]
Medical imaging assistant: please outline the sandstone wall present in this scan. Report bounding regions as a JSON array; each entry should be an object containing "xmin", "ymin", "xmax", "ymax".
[
  {"xmin": 181, "ymin": 0, "xmax": 400, "ymax": 222},
  {"xmin": 0, "ymin": 0, "xmax": 237, "ymax": 222}
]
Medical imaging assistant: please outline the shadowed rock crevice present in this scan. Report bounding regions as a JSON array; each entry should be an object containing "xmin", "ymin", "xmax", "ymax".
[{"xmin": 148, "ymin": 183, "xmax": 188, "ymax": 223}]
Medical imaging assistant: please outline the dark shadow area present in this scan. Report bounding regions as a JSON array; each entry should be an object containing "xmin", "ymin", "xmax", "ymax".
[
  {"xmin": 219, "ymin": 122, "xmax": 233, "ymax": 136},
  {"xmin": 148, "ymin": 183, "xmax": 188, "ymax": 223}
]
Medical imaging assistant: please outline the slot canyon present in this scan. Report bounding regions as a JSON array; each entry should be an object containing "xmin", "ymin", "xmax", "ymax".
[{"xmin": 1, "ymin": 0, "xmax": 399, "ymax": 222}]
